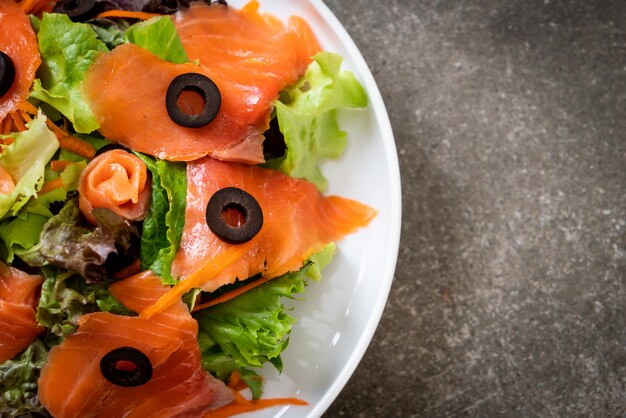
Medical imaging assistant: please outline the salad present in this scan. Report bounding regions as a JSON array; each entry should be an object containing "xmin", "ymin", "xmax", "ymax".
[{"xmin": 0, "ymin": 0, "xmax": 375, "ymax": 417}]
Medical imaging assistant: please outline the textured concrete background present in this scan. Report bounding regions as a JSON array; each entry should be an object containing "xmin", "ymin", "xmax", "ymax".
[{"xmin": 322, "ymin": 1, "xmax": 625, "ymax": 417}]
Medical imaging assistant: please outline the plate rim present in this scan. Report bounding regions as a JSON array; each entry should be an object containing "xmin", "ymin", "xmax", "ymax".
[{"xmin": 303, "ymin": 1, "xmax": 403, "ymax": 417}]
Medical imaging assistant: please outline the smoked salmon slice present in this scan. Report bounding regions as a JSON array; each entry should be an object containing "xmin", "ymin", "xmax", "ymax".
[
  {"xmin": 0, "ymin": 262, "xmax": 43, "ymax": 363},
  {"xmin": 82, "ymin": 1, "xmax": 320, "ymax": 163},
  {"xmin": 78, "ymin": 149, "xmax": 151, "ymax": 225},
  {"xmin": 0, "ymin": 0, "xmax": 41, "ymax": 121},
  {"xmin": 170, "ymin": 158, "xmax": 376, "ymax": 292},
  {"xmin": 38, "ymin": 271, "xmax": 234, "ymax": 418}
]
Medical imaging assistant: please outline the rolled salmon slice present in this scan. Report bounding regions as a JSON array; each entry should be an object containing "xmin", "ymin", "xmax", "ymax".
[
  {"xmin": 0, "ymin": 262, "xmax": 43, "ymax": 363},
  {"xmin": 170, "ymin": 158, "xmax": 377, "ymax": 292},
  {"xmin": 82, "ymin": 1, "xmax": 320, "ymax": 163},
  {"xmin": 0, "ymin": 1, "xmax": 41, "ymax": 121},
  {"xmin": 38, "ymin": 271, "xmax": 234, "ymax": 418},
  {"xmin": 78, "ymin": 149, "xmax": 151, "ymax": 225}
]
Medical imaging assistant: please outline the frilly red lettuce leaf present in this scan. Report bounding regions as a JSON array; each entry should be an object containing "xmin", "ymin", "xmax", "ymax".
[{"xmin": 21, "ymin": 198, "xmax": 138, "ymax": 283}]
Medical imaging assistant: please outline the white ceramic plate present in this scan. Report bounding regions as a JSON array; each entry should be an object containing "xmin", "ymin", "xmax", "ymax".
[{"xmin": 227, "ymin": 1, "xmax": 401, "ymax": 417}]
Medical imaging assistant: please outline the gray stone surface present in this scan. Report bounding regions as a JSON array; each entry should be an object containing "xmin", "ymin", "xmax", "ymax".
[{"xmin": 322, "ymin": 1, "xmax": 626, "ymax": 417}]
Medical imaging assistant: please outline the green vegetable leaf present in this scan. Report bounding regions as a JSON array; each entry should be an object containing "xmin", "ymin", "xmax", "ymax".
[
  {"xmin": 23, "ymin": 198, "xmax": 138, "ymax": 283},
  {"xmin": 125, "ymin": 16, "xmax": 189, "ymax": 64},
  {"xmin": 89, "ymin": 18, "xmax": 132, "ymax": 49},
  {"xmin": 0, "ymin": 340, "xmax": 48, "ymax": 417},
  {"xmin": 37, "ymin": 266, "xmax": 133, "ymax": 343},
  {"xmin": 30, "ymin": 13, "xmax": 108, "ymax": 133},
  {"xmin": 0, "ymin": 161, "xmax": 85, "ymax": 263},
  {"xmin": 0, "ymin": 113, "xmax": 59, "ymax": 220},
  {"xmin": 137, "ymin": 154, "xmax": 186, "ymax": 284},
  {"xmin": 195, "ymin": 244, "xmax": 335, "ymax": 397},
  {"xmin": 265, "ymin": 52, "xmax": 367, "ymax": 191}
]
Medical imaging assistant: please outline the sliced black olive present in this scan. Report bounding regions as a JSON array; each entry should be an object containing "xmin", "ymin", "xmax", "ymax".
[
  {"xmin": 52, "ymin": 0, "xmax": 97, "ymax": 21},
  {"xmin": 100, "ymin": 347, "xmax": 152, "ymax": 387},
  {"xmin": 95, "ymin": 143, "xmax": 132, "ymax": 157},
  {"xmin": 166, "ymin": 73, "xmax": 221, "ymax": 128},
  {"xmin": 263, "ymin": 117, "xmax": 287, "ymax": 160},
  {"xmin": 0, "ymin": 51, "xmax": 16, "ymax": 99},
  {"xmin": 206, "ymin": 187, "xmax": 263, "ymax": 244}
]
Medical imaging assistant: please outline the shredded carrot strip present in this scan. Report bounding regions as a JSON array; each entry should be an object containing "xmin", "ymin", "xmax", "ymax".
[
  {"xmin": 19, "ymin": 0, "xmax": 37, "ymax": 13},
  {"xmin": 31, "ymin": 0, "xmax": 54, "ymax": 14},
  {"xmin": 232, "ymin": 391, "xmax": 251, "ymax": 406},
  {"xmin": 95, "ymin": 10, "xmax": 161, "ymax": 20},
  {"xmin": 58, "ymin": 135, "xmax": 96, "ymax": 159},
  {"xmin": 227, "ymin": 371, "xmax": 241, "ymax": 389},
  {"xmin": 0, "ymin": 118, "xmax": 9, "ymax": 135},
  {"xmin": 205, "ymin": 398, "xmax": 308, "ymax": 418},
  {"xmin": 113, "ymin": 259, "xmax": 141, "ymax": 280},
  {"xmin": 39, "ymin": 178, "xmax": 64, "ymax": 194},
  {"xmin": 20, "ymin": 111, "xmax": 32, "ymax": 123},
  {"xmin": 45, "ymin": 119, "xmax": 68, "ymax": 138},
  {"xmin": 50, "ymin": 160, "xmax": 73, "ymax": 172},
  {"xmin": 10, "ymin": 112, "xmax": 26, "ymax": 132},
  {"xmin": 192, "ymin": 275, "xmax": 274, "ymax": 312},
  {"xmin": 17, "ymin": 101, "xmax": 39, "ymax": 115},
  {"xmin": 2, "ymin": 137, "xmax": 14, "ymax": 146},
  {"xmin": 140, "ymin": 239, "xmax": 260, "ymax": 319}
]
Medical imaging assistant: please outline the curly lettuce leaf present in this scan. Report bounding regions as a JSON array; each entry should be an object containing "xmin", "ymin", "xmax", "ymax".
[
  {"xmin": 23, "ymin": 198, "xmax": 138, "ymax": 283},
  {"xmin": 195, "ymin": 244, "xmax": 335, "ymax": 398},
  {"xmin": 0, "ymin": 162, "xmax": 85, "ymax": 263},
  {"xmin": 265, "ymin": 52, "xmax": 367, "ymax": 191},
  {"xmin": 137, "ymin": 154, "xmax": 186, "ymax": 284},
  {"xmin": 88, "ymin": 18, "xmax": 132, "ymax": 49},
  {"xmin": 30, "ymin": 13, "xmax": 107, "ymax": 133},
  {"xmin": 0, "ymin": 114, "xmax": 59, "ymax": 220},
  {"xmin": 36, "ymin": 266, "xmax": 133, "ymax": 343},
  {"xmin": 125, "ymin": 16, "xmax": 189, "ymax": 64},
  {"xmin": 0, "ymin": 340, "xmax": 49, "ymax": 417}
]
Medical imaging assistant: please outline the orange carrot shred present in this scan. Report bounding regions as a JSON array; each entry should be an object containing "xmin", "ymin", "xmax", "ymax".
[
  {"xmin": 0, "ymin": 118, "xmax": 9, "ymax": 135},
  {"xmin": 140, "ymin": 238, "xmax": 260, "ymax": 319},
  {"xmin": 192, "ymin": 275, "xmax": 274, "ymax": 312},
  {"xmin": 227, "ymin": 371, "xmax": 241, "ymax": 389},
  {"xmin": 94, "ymin": 10, "xmax": 161, "ymax": 20},
  {"xmin": 50, "ymin": 160, "xmax": 73, "ymax": 172},
  {"xmin": 10, "ymin": 112, "xmax": 26, "ymax": 132},
  {"xmin": 20, "ymin": 111, "xmax": 32, "ymax": 123},
  {"xmin": 17, "ymin": 101, "xmax": 39, "ymax": 115},
  {"xmin": 45, "ymin": 119, "xmax": 68, "ymax": 138},
  {"xmin": 39, "ymin": 178, "xmax": 64, "ymax": 195},
  {"xmin": 19, "ymin": 0, "xmax": 37, "ymax": 13},
  {"xmin": 58, "ymin": 135, "xmax": 96, "ymax": 159},
  {"xmin": 205, "ymin": 397, "xmax": 308, "ymax": 418}
]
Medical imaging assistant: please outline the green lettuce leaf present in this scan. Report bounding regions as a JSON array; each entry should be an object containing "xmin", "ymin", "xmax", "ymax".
[
  {"xmin": 36, "ymin": 266, "xmax": 133, "ymax": 344},
  {"xmin": 0, "ymin": 114, "xmax": 59, "ymax": 220},
  {"xmin": 265, "ymin": 52, "xmax": 367, "ymax": 191},
  {"xmin": 137, "ymin": 154, "xmax": 186, "ymax": 284},
  {"xmin": 89, "ymin": 18, "xmax": 132, "ymax": 49},
  {"xmin": 23, "ymin": 198, "xmax": 138, "ymax": 283},
  {"xmin": 0, "ymin": 340, "xmax": 48, "ymax": 417},
  {"xmin": 195, "ymin": 244, "xmax": 335, "ymax": 398},
  {"xmin": 125, "ymin": 16, "xmax": 189, "ymax": 63},
  {"xmin": 30, "ymin": 13, "xmax": 108, "ymax": 133},
  {"xmin": 0, "ymin": 162, "xmax": 85, "ymax": 263}
]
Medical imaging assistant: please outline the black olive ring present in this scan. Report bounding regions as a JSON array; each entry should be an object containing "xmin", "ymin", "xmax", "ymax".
[
  {"xmin": 166, "ymin": 73, "xmax": 221, "ymax": 128},
  {"xmin": 0, "ymin": 51, "xmax": 16, "ymax": 99},
  {"xmin": 100, "ymin": 347, "xmax": 153, "ymax": 387},
  {"xmin": 206, "ymin": 187, "xmax": 263, "ymax": 244}
]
